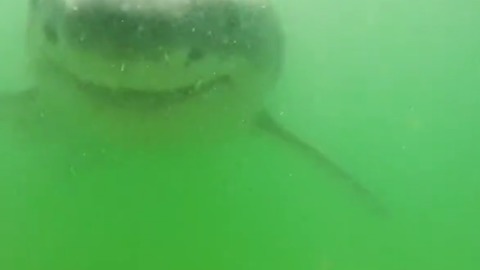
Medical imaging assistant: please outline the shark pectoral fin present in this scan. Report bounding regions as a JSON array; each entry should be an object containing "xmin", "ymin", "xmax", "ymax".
[{"xmin": 253, "ymin": 110, "xmax": 389, "ymax": 216}]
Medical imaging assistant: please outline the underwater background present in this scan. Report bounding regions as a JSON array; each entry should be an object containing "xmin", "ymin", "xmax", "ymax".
[{"xmin": 1, "ymin": 0, "xmax": 479, "ymax": 269}]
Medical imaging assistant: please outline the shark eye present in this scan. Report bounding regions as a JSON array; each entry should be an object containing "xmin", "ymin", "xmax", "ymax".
[
  {"xmin": 185, "ymin": 47, "xmax": 205, "ymax": 67},
  {"xmin": 187, "ymin": 48, "xmax": 204, "ymax": 62}
]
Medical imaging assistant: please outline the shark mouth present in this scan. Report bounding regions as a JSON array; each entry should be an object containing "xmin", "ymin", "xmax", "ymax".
[
  {"xmin": 74, "ymin": 75, "xmax": 232, "ymax": 110},
  {"xmin": 43, "ymin": 55, "xmax": 233, "ymax": 110}
]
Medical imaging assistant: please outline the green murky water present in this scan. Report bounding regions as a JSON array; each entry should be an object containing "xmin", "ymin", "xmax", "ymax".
[{"xmin": 1, "ymin": 0, "xmax": 480, "ymax": 269}]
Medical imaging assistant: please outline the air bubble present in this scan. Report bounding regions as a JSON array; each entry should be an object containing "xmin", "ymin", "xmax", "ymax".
[
  {"xmin": 194, "ymin": 80, "xmax": 204, "ymax": 91},
  {"xmin": 69, "ymin": 166, "xmax": 77, "ymax": 176},
  {"xmin": 121, "ymin": 3, "xmax": 131, "ymax": 12}
]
